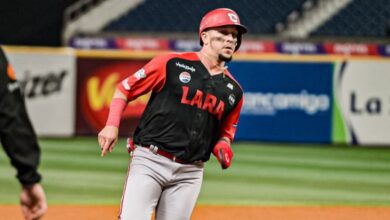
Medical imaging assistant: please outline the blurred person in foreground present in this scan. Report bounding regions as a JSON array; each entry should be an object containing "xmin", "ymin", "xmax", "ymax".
[
  {"xmin": 98, "ymin": 8, "xmax": 246, "ymax": 220},
  {"xmin": 0, "ymin": 46, "xmax": 47, "ymax": 220}
]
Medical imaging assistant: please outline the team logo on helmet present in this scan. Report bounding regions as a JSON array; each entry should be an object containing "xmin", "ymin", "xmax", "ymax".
[
  {"xmin": 228, "ymin": 94, "xmax": 236, "ymax": 105},
  {"xmin": 179, "ymin": 72, "xmax": 191, "ymax": 83},
  {"xmin": 227, "ymin": 13, "xmax": 239, "ymax": 23}
]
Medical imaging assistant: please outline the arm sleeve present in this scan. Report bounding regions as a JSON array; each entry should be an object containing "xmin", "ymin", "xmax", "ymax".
[
  {"xmin": 0, "ymin": 47, "xmax": 42, "ymax": 186},
  {"xmin": 219, "ymin": 96, "xmax": 244, "ymax": 143},
  {"xmin": 117, "ymin": 54, "xmax": 170, "ymax": 101}
]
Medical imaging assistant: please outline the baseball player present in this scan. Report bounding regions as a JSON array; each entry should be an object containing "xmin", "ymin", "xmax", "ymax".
[
  {"xmin": 0, "ymin": 46, "xmax": 47, "ymax": 220},
  {"xmin": 98, "ymin": 8, "xmax": 247, "ymax": 220}
]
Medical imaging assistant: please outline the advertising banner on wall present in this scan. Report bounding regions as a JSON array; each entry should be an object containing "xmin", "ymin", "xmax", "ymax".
[
  {"xmin": 6, "ymin": 48, "xmax": 76, "ymax": 136},
  {"xmin": 70, "ymin": 36, "xmax": 390, "ymax": 58},
  {"xmin": 229, "ymin": 61, "xmax": 334, "ymax": 143},
  {"xmin": 76, "ymin": 58, "xmax": 150, "ymax": 136},
  {"xmin": 334, "ymin": 60, "xmax": 390, "ymax": 146}
]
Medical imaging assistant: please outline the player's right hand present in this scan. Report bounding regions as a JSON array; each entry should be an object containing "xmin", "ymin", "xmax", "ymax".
[{"xmin": 98, "ymin": 125, "xmax": 119, "ymax": 157}]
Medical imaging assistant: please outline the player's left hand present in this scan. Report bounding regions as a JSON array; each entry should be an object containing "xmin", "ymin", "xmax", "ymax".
[
  {"xmin": 20, "ymin": 183, "xmax": 47, "ymax": 220},
  {"xmin": 213, "ymin": 140, "xmax": 233, "ymax": 170}
]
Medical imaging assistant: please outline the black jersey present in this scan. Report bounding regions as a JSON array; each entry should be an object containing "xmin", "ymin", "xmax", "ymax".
[
  {"xmin": 118, "ymin": 52, "xmax": 243, "ymax": 163},
  {"xmin": 0, "ymin": 47, "xmax": 42, "ymax": 185}
]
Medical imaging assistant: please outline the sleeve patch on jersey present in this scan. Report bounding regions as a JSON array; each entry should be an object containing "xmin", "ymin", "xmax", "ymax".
[
  {"xmin": 121, "ymin": 68, "xmax": 147, "ymax": 90},
  {"xmin": 227, "ymin": 83, "xmax": 234, "ymax": 90},
  {"xmin": 122, "ymin": 78, "xmax": 131, "ymax": 90},
  {"xmin": 233, "ymin": 124, "xmax": 238, "ymax": 128},
  {"xmin": 228, "ymin": 94, "xmax": 236, "ymax": 106},
  {"xmin": 134, "ymin": 68, "xmax": 146, "ymax": 80}
]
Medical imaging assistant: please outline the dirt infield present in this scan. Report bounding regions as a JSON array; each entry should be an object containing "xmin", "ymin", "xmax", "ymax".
[{"xmin": 1, "ymin": 205, "xmax": 390, "ymax": 220}]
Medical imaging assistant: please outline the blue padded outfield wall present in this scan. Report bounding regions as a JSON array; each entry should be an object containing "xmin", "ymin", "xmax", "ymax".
[{"xmin": 229, "ymin": 61, "xmax": 333, "ymax": 143}]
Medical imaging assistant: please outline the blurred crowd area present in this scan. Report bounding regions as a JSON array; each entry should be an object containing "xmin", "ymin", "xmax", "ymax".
[{"xmin": 0, "ymin": 0, "xmax": 390, "ymax": 47}]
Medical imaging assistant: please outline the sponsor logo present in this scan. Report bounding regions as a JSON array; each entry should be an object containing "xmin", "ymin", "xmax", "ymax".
[
  {"xmin": 227, "ymin": 83, "xmax": 234, "ymax": 90},
  {"xmin": 227, "ymin": 13, "xmax": 239, "ymax": 23},
  {"xmin": 117, "ymin": 38, "xmax": 168, "ymax": 50},
  {"xmin": 242, "ymin": 91, "xmax": 330, "ymax": 115},
  {"xmin": 176, "ymin": 62, "xmax": 195, "ymax": 72},
  {"xmin": 281, "ymin": 43, "xmax": 318, "ymax": 54},
  {"xmin": 88, "ymin": 74, "xmax": 120, "ymax": 111},
  {"xmin": 173, "ymin": 40, "xmax": 202, "ymax": 51},
  {"xmin": 332, "ymin": 44, "xmax": 369, "ymax": 55},
  {"xmin": 235, "ymin": 41, "xmax": 276, "ymax": 53},
  {"xmin": 386, "ymin": 45, "xmax": 390, "ymax": 54},
  {"xmin": 228, "ymin": 94, "xmax": 236, "ymax": 105},
  {"xmin": 337, "ymin": 61, "xmax": 390, "ymax": 145},
  {"xmin": 179, "ymin": 71, "xmax": 191, "ymax": 83},
  {"xmin": 72, "ymin": 38, "xmax": 109, "ymax": 49},
  {"xmin": 18, "ymin": 70, "xmax": 68, "ymax": 99},
  {"xmin": 350, "ymin": 91, "xmax": 382, "ymax": 115}
]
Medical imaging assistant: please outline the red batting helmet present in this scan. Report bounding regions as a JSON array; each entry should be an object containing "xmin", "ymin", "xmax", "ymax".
[{"xmin": 199, "ymin": 8, "xmax": 247, "ymax": 51}]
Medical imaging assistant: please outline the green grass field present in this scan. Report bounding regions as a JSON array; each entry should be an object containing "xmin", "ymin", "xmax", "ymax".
[{"xmin": 1, "ymin": 137, "xmax": 390, "ymax": 206}]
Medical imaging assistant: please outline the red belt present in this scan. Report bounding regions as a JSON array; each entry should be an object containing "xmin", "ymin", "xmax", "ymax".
[{"xmin": 138, "ymin": 144, "xmax": 187, "ymax": 164}]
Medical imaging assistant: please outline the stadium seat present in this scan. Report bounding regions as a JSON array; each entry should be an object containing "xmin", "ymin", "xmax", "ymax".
[
  {"xmin": 104, "ymin": 0, "xmax": 307, "ymax": 34},
  {"xmin": 312, "ymin": 0, "xmax": 390, "ymax": 37}
]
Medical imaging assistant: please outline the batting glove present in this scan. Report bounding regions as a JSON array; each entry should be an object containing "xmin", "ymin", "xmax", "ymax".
[
  {"xmin": 126, "ymin": 137, "xmax": 136, "ymax": 155},
  {"xmin": 213, "ymin": 140, "xmax": 233, "ymax": 170}
]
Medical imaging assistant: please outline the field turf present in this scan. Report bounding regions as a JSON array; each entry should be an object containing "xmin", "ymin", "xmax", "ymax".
[{"xmin": 1, "ymin": 137, "xmax": 390, "ymax": 205}]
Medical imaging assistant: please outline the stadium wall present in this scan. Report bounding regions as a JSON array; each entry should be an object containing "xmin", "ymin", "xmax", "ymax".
[{"xmin": 3, "ymin": 46, "xmax": 390, "ymax": 146}]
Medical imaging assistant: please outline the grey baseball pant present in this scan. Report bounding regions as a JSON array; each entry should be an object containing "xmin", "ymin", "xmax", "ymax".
[{"xmin": 119, "ymin": 146, "xmax": 204, "ymax": 220}]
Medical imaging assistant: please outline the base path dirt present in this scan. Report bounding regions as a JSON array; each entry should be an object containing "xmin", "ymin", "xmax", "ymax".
[{"xmin": 1, "ymin": 205, "xmax": 390, "ymax": 220}]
